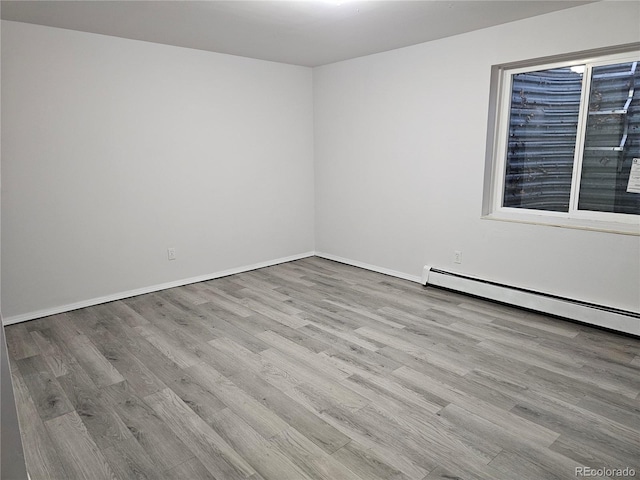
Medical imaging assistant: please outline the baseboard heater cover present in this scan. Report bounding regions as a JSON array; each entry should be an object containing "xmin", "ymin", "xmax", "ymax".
[{"xmin": 422, "ymin": 266, "xmax": 639, "ymax": 336}]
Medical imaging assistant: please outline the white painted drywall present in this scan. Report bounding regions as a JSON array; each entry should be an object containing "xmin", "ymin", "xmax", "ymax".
[
  {"xmin": 1, "ymin": 21, "xmax": 314, "ymax": 320},
  {"xmin": 314, "ymin": 1, "xmax": 640, "ymax": 313},
  {"xmin": 3, "ymin": 2, "xmax": 640, "ymax": 322}
]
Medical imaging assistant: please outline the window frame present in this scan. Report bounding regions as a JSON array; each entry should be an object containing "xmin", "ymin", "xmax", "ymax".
[{"xmin": 484, "ymin": 46, "xmax": 640, "ymax": 235}]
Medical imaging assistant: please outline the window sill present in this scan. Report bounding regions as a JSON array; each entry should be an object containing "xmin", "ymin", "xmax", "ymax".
[{"xmin": 482, "ymin": 211, "xmax": 640, "ymax": 236}]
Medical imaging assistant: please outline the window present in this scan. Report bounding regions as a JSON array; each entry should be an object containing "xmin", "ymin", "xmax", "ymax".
[{"xmin": 486, "ymin": 49, "xmax": 640, "ymax": 233}]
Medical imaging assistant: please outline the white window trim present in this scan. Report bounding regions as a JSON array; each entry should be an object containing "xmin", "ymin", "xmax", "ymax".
[{"xmin": 483, "ymin": 47, "xmax": 640, "ymax": 236}]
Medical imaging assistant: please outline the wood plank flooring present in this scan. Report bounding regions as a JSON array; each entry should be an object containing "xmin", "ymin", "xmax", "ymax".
[{"xmin": 5, "ymin": 257, "xmax": 640, "ymax": 480}]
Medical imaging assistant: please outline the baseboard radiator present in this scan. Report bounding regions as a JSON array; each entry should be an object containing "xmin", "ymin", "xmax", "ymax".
[{"xmin": 421, "ymin": 266, "xmax": 639, "ymax": 336}]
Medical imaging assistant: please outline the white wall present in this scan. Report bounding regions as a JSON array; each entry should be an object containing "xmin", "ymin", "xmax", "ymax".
[
  {"xmin": 314, "ymin": 1, "xmax": 640, "ymax": 313},
  {"xmin": 1, "ymin": 21, "xmax": 315, "ymax": 321},
  {"xmin": 3, "ymin": 2, "xmax": 640, "ymax": 322}
]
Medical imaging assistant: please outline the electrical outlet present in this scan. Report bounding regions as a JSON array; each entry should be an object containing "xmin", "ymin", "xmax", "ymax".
[
  {"xmin": 167, "ymin": 248, "xmax": 176, "ymax": 261},
  {"xmin": 454, "ymin": 250, "xmax": 462, "ymax": 264}
]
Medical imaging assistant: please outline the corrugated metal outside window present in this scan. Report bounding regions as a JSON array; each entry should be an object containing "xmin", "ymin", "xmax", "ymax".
[
  {"xmin": 504, "ymin": 60, "xmax": 639, "ymax": 215},
  {"xmin": 580, "ymin": 62, "xmax": 639, "ymax": 214}
]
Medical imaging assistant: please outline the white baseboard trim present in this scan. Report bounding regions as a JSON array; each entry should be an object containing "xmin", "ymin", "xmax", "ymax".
[
  {"xmin": 423, "ymin": 266, "xmax": 640, "ymax": 336},
  {"xmin": 2, "ymin": 252, "xmax": 315, "ymax": 326},
  {"xmin": 315, "ymin": 252, "xmax": 423, "ymax": 284}
]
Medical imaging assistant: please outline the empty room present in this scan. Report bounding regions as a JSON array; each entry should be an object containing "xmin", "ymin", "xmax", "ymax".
[{"xmin": 1, "ymin": 1, "xmax": 639, "ymax": 479}]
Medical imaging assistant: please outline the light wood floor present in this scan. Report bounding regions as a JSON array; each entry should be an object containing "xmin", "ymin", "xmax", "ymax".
[{"xmin": 5, "ymin": 257, "xmax": 640, "ymax": 480}]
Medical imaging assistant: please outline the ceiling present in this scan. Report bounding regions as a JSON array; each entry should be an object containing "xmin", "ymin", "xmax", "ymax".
[{"xmin": 1, "ymin": 0, "xmax": 595, "ymax": 67}]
